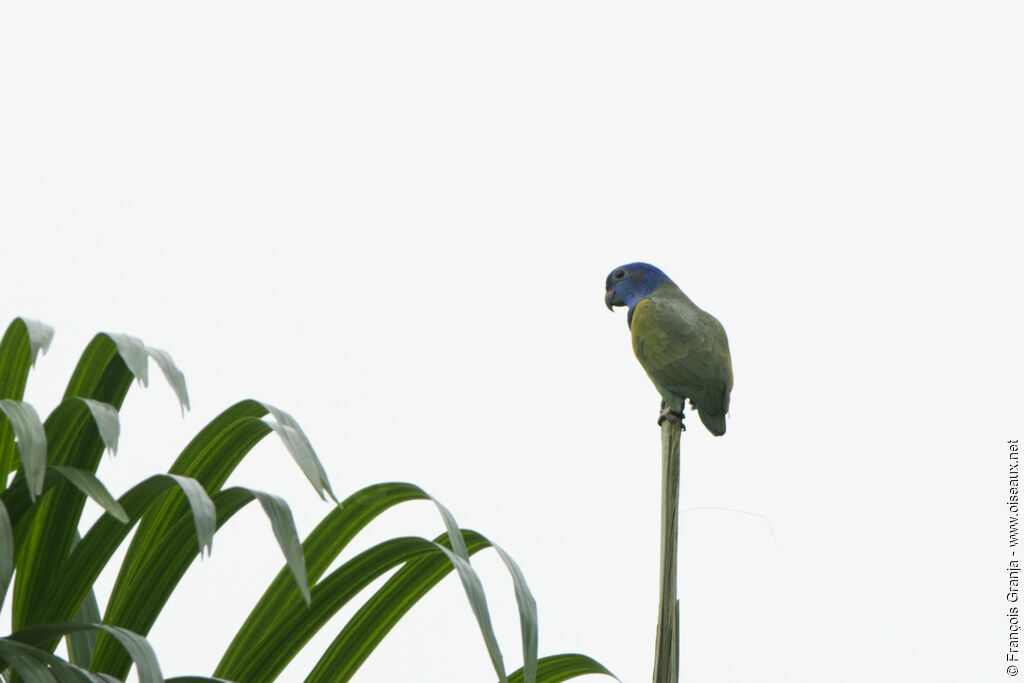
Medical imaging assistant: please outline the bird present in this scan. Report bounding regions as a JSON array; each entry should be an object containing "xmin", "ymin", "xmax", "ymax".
[{"xmin": 605, "ymin": 262, "xmax": 733, "ymax": 435}]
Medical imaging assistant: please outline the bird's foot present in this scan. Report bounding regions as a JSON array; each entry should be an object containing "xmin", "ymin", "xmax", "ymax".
[{"xmin": 657, "ymin": 405, "xmax": 686, "ymax": 430}]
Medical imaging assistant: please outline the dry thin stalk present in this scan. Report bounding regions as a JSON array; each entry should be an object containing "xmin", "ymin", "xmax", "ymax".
[{"xmin": 653, "ymin": 418, "xmax": 681, "ymax": 683}]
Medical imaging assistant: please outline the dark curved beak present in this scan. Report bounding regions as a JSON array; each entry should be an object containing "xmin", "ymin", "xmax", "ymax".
[{"xmin": 605, "ymin": 288, "xmax": 622, "ymax": 311}]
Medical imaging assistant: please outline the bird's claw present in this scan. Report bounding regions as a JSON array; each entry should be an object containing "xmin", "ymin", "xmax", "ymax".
[{"xmin": 657, "ymin": 405, "xmax": 686, "ymax": 430}]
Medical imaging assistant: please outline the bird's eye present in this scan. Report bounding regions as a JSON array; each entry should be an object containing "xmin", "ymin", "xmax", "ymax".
[{"xmin": 614, "ymin": 269, "xmax": 626, "ymax": 280}]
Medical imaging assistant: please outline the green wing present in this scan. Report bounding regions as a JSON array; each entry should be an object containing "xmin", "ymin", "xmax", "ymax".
[{"xmin": 631, "ymin": 290, "xmax": 732, "ymax": 432}]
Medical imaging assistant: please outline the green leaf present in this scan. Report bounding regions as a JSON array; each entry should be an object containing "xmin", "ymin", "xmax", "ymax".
[
  {"xmin": 507, "ymin": 654, "xmax": 619, "ymax": 683},
  {"xmin": 67, "ymin": 586, "xmax": 102, "ymax": 668},
  {"xmin": 220, "ymin": 482, "xmax": 536, "ymax": 683},
  {"xmin": 421, "ymin": 494, "xmax": 512, "ymax": 682},
  {"xmin": 0, "ymin": 500, "xmax": 12, "ymax": 606},
  {"xmin": 0, "ymin": 321, "xmax": 612, "ymax": 683},
  {"xmin": 104, "ymin": 333, "xmax": 149, "ymax": 387},
  {"xmin": 163, "ymin": 474, "xmax": 216, "ymax": 557},
  {"xmin": 219, "ymin": 531, "xmax": 491, "ymax": 683},
  {"xmin": 18, "ymin": 318, "xmax": 55, "ymax": 367},
  {"xmin": 0, "ymin": 465, "xmax": 130, "ymax": 527},
  {"xmin": 0, "ymin": 639, "xmax": 58, "ymax": 682},
  {"xmin": 61, "ymin": 333, "xmax": 136, "ymax": 405},
  {"xmin": 0, "ymin": 321, "xmax": 52, "ymax": 491},
  {"xmin": 95, "ymin": 333, "xmax": 190, "ymax": 413},
  {"xmin": 217, "ymin": 481, "xmax": 536, "ymax": 683},
  {"xmin": 0, "ymin": 318, "xmax": 55, "ymax": 504},
  {"xmin": 492, "ymin": 544, "xmax": 538, "ymax": 683},
  {"xmin": 92, "ymin": 399, "xmax": 337, "ymax": 679},
  {"xmin": 0, "ymin": 629, "xmax": 124, "ymax": 682},
  {"xmin": 165, "ymin": 400, "xmax": 272, "ymax": 484},
  {"xmin": 303, "ymin": 530, "xmax": 541, "ymax": 683},
  {"xmin": 88, "ymin": 485, "xmax": 304, "ymax": 679},
  {"xmin": 145, "ymin": 347, "xmax": 190, "ymax": 414},
  {"xmin": 66, "ymin": 533, "xmax": 101, "ymax": 667},
  {"xmin": 0, "ymin": 319, "xmax": 47, "ymax": 490},
  {"xmin": 261, "ymin": 403, "xmax": 336, "ymax": 503},
  {"xmin": 51, "ymin": 467, "xmax": 129, "ymax": 524},
  {"xmin": 119, "ymin": 400, "xmax": 333, "ymax": 580},
  {"xmin": 28, "ymin": 474, "xmax": 215, "ymax": 634},
  {"xmin": 14, "ymin": 334, "xmax": 136, "ymax": 631},
  {"xmin": 2, "ymin": 466, "xmax": 129, "ymax": 529},
  {"xmin": 0, "ymin": 400, "xmax": 46, "ymax": 500},
  {"xmin": 74, "ymin": 400, "xmax": 119, "ymax": 456},
  {"xmin": 304, "ymin": 530, "xmax": 489, "ymax": 683},
  {"xmin": 432, "ymin": 543, "xmax": 507, "ymax": 681},
  {"xmin": 249, "ymin": 490, "xmax": 309, "ymax": 605},
  {"xmin": 217, "ymin": 482, "xmax": 427, "ymax": 680},
  {"xmin": 11, "ymin": 623, "xmax": 163, "ymax": 683},
  {"xmin": 13, "ymin": 332, "xmax": 152, "ymax": 634}
]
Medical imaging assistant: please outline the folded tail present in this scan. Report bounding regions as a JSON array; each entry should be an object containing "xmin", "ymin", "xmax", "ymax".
[{"xmin": 696, "ymin": 407, "xmax": 727, "ymax": 436}]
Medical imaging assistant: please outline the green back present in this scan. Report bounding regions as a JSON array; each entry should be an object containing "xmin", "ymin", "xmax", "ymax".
[{"xmin": 630, "ymin": 283, "xmax": 732, "ymax": 435}]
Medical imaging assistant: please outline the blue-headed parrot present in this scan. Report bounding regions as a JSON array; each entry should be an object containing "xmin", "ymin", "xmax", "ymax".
[{"xmin": 605, "ymin": 262, "xmax": 733, "ymax": 435}]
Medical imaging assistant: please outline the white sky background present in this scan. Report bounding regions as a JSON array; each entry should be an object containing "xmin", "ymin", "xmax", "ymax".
[{"xmin": 1, "ymin": 1, "xmax": 1022, "ymax": 681}]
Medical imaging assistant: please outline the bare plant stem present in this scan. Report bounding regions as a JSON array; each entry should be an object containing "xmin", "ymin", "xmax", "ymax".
[{"xmin": 653, "ymin": 418, "xmax": 681, "ymax": 683}]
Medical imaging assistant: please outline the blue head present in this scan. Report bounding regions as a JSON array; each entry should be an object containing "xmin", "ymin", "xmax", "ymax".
[{"xmin": 605, "ymin": 262, "xmax": 672, "ymax": 314}]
